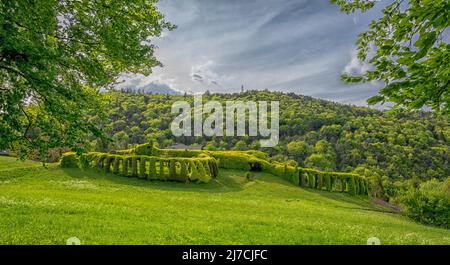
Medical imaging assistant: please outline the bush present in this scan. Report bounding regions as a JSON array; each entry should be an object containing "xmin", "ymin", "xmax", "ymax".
[
  {"xmin": 299, "ymin": 171, "xmax": 305, "ymax": 187},
  {"xmin": 317, "ymin": 174, "xmax": 323, "ymax": 189},
  {"xmin": 95, "ymin": 153, "xmax": 107, "ymax": 168},
  {"xmin": 131, "ymin": 157, "xmax": 138, "ymax": 177},
  {"xmin": 60, "ymin": 152, "xmax": 79, "ymax": 168},
  {"xmin": 188, "ymin": 160, "xmax": 200, "ymax": 181},
  {"xmin": 79, "ymin": 152, "xmax": 100, "ymax": 168},
  {"xmin": 314, "ymin": 173, "xmax": 320, "ymax": 189},
  {"xmin": 158, "ymin": 160, "xmax": 166, "ymax": 180},
  {"xmin": 208, "ymin": 159, "xmax": 219, "ymax": 178},
  {"xmin": 202, "ymin": 160, "xmax": 211, "ymax": 176},
  {"xmin": 245, "ymin": 150, "xmax": 269, "ymax": 160},
  {"xmin": 195, "ymin": 160, "xmax": 211, "ymax": 183},
  {"xmin": 286, "ymin": 160, "xmax": 298, "ymax": 167},
  {"xmin": 399, "ymin": 178, "xmax": 450, "ymax": 228},
  {"xmin": 168, "ymin": 159, "xmax": 177, "ymax": 181},
  {"xmin": 113, "ymin": 156, "xmax": 121, "ymax": 174},
  {"xmin": 308, "ymin": 173, "xmax": 315, "ymax": 189},
  {"xmin": 104, "ymin": 156, "xmax": 113, "ymax": 173},
  {"xmin": 139, "ymin": 157, "xmax": 147, "ymax": 179},
  {"xmin": 210, "ymin": 151, "xmax": 252, "ymax": 171},
  {"xmin": 325, "ymin": 174, "xmax": 331, "ymax": 191},
  {"xmin": 134, "ymin": 141, "xmax": 154, "ymax": 156},
  {"xmin": 149, "ymin": 158, "xmax": 157, "ymax": 180},
  {"xmin": 340, "ymin": 177, "xmax": 346, "ymax": 192},
  {"xmin": 156, "ymin": 148, "xmax": 202, "ymax": 158},
  {"xmin": 122, "ymin": 157, "xmax": 130, "ymax": 176},
  {"xmin": 354, "ymin": 177, "xmax": 360, "ymax": 194},
  {"xmin": 180, "ymin": 160, "xmax": 189, "ymax": 180},
  {"xmin": 347, "ymin": 176, "xmax": 357, "ymax": 195},
  {"xmin": 267, "ymin": 163, "xmax": 285, "ymax": 177},
  {"xmin": 284, "ymin": 166, "xmax": 299, "ymax": 185},
  {"xmin": 360, "ymin": 178, "xmax": 367, "ymax": 195}
]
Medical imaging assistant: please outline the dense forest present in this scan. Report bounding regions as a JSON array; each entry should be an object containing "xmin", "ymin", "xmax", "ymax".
[{"xmin": 80, "ymin": 90, "xmax": 450, "ymax": 199}]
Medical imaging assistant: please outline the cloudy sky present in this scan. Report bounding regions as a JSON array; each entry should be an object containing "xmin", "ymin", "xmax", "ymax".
[{"xmin": 119, "ymin": 0, "xmax": 386, "ymax": 106}]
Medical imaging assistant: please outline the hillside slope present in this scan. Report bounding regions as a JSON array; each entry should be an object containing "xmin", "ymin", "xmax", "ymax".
[
  {"xmin": 0, "ymin": 156, "xmax": 448, "ymax": 244},
  {"xmin": 87, "ymin": 91, "xmax": 449, "ymax": 192}
]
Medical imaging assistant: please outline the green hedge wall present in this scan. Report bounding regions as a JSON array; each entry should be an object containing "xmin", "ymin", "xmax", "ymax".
[
  {"xmin": 113, "ymin": 156, "xmax": 120, "ymax": 174},
  {"xmin": 159, "ymin": 160, "xmax": 166, "ymax": 180},
  {"xmin": 297, "ymin": 167, "xmax": 367, "ymax": 196},
  {"xmin": 62, "ymin": 143, "xmax": 367, "ymax": 195},
  {"xmin": 60, "ymin": 152, "xmax": 79, "ymax": 168},
  {"xmin": 209, "ymin": 152, "xmax": 253, "ymax": 171},
  {"xmin": 149, "ymin": 158, "xmax": 157, "ymax": 180},
  {"xmin": 325, "ymin": 174, "xmax": 331, "ymax": 191},
  {"xmin": 71, "ymin": 152, "xmax": 218, "ymax": 183}
]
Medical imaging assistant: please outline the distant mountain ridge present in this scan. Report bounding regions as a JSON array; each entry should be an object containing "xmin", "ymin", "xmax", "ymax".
[{"xmin": 120, "ymin": 83, "xmax": 182, "ymax": 95}]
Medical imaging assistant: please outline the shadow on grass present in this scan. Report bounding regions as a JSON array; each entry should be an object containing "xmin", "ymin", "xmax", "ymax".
[
  {"xmin": 61, "ymin": 167, "xmax": 246, "ymax": 194},
  {"xmin": 60, "ymin": 166, "xmax": 396, "ymax": 214}
]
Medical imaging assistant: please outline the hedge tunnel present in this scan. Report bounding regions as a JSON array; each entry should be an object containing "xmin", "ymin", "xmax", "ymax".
[
  {"xmin": 60, "ymin": 141, "xmax": 367, "ymax": 195},
  {"xmin": 62, "ymin": 152, "xmax": 218, "ymax": 183}
]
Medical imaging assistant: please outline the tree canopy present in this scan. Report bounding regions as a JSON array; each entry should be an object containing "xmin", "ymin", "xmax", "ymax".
[
  {"xmin": 332, "ymin": 0, "xmax": 450, "ymax": 114},
  {"xmin": 0, "ymin": 0, "xmax": 173, "ymax": 159}
]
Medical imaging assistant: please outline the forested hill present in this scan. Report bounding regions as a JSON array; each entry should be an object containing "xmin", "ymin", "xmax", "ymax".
[{"xmin": 88, "ymin": 90, "xmax": 449, "ymax": 197}]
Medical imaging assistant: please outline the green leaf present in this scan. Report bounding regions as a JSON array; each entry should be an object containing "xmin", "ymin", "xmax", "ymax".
[{"xmin": 367, "ymin": 96, "xmax": 384, "ymax": 105}]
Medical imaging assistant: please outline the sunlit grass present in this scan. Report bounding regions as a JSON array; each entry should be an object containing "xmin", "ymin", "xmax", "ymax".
[{"xmin": 0, "ymin": 156, "xmax": 448, "ymax": 245}]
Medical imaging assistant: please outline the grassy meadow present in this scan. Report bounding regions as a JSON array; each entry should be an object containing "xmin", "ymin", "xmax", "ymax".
[{"xmin": 0, "ymin": 156, "xmax": 448, "ymax": 245}]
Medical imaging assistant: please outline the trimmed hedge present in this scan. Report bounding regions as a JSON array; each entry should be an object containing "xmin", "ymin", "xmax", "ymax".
[
  {"xmin": 347, "ymin": 175, "xmax": 357, "ymax": 195},
  {"xmin": 180, "ymin": 160, "xmax": 188, "ymax": 179},
  {"xmin": 297, "ymin": 167, "xmax": 367, "ymax": 196},
  {"xmin": 113, "ymin": 156, "xmax": 120, "ymax": 174},
  {"xmin": 123, "ymin": 157, "xmax": 130, "ymax": 177},
  {"xmin": 308, "ymin": 173, "xmax": 315, "ymax": 189},
  {"xmin": 196, "ymin": 160, "xmax": 210, "ymax": 183},
  {"xmin": 60, "ymin": 152, "xmax": 79, "ymax": 168},
  {"xmin": 149, "ymin": 158, "xmax": 157, "ymax": 180},
  {"xmin": 198, "ymin": 151, "xmax": 367, "ymax": 196},
  {"xmin": 189, "ymin": 160, "xmax": 200, "ymax": 181},
  {"xmin": 139, "ymin": 157, "xmax": 147, "ymax": 179},
  {"xmin": 325, "ymin": 174, "xmax": 331, "ymax": 191},
  {"xmin": 72, "ymin": 152, "xmax": 218, "ymax": 183},
  {"xmin": 61, "ymin": 141, "xmax": 366, "ymax": 195},
  {"xmin": 134, "ymin": 140, "xmax": 155, "ymax": 156},
  {"xmin": 131, "ymin": 157, "xmax": 138, "ymax": 177},
  {"xmin": 209, "ymin": 151, "xmax": 253, "ymax": 171},
  {"xmin": 159, "ymin": 160, "xmax": 165, "ymax": 180}
]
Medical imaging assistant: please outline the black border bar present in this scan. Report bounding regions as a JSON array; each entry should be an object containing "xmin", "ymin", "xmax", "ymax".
[{"xmin": 1, "ymin": 245, "xmax": 448, "ymax": 264}]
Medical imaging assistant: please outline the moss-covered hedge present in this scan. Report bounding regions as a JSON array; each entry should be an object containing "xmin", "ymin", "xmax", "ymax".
[
  {"xmin": 297, "ymin": 167, "xmax": 368, "ymax": 196},
  {"xmin": 66, "ymin": 152, "xmax": 218, "ymax": 183},
  {"xmin": 61, "ymin": 141, "xmax": 367, "ymax": 195},
  {"xmin": 60, "ymin": 152, "xmax": 79, "ymax": 168},
  {"xmin": 198, "ymin": 148, "xmax": 367, "ymax": 195}
]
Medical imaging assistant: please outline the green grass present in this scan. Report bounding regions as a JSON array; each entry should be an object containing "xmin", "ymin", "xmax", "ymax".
[
  {"xmin": 0, "ymin": 156, "xmax": 449, "ymax": 245},
  {"xmin": 0, "ymin": 156, "xmax": 42, "ymax": 171}
]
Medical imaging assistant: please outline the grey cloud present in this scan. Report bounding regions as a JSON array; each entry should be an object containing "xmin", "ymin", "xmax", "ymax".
[
  {"xmin": 192, "ymin": 74, "xmax": 204, "ymax": 82},
  {"xmin": 149, "ymin": 0, "xmax": 384, "ymax": 105}
]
